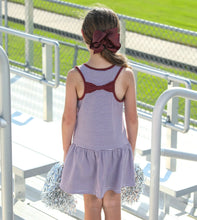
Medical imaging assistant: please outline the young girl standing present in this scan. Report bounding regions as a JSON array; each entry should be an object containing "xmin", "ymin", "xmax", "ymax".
[{"xmin": 60, "ymin": 7, "xmax": 138, "ymax": 220}]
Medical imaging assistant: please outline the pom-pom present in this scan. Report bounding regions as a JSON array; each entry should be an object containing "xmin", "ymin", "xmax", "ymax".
[
  {"xmin": 41, "ymin": 162, "xmax": 77, "ymax": 215},
  {"xmin": 41, "ymin": 162, "xmax": 144, "ymax": 213},
  {"xmin": 121, "ymin": 164, "xmax": 144, "ymax": 204}
]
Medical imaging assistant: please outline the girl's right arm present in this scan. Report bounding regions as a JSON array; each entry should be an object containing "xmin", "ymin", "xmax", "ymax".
[
  {"xmin": 124, "ymin": 68, "xmax": 138, "ymax": 158},
  {"xmin": 62, "ymin": 69, "xmax": 78, "ymax": 162}
]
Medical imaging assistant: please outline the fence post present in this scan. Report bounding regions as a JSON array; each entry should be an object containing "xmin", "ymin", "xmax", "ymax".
[
  {"xmin": 25, "ymin": 0, "xmax": 34, "ymax": 69},
  {"xmin": 73, "ymin": 44, "xmax": 78, "ymax": 67},
  {"xmin": 166, "ymin": 81, "xmax": 179, "ymax": 171},
  {"xmin": 0, "ymin": 46, "xmax": 14, "ymax": 220},
  {"xmin": 0, "ymin": 0, "xmax": 2, "ymax": 45},
  {"xmin": 4, "ymin": 0, "xmax": 8, "ymax": 53},
  {"xmin": 119, "ymin": 17, "xmax": 126, "ymax": 54},
  {"xmin": 42, "ymin": 44, "xmax": 53, "ymax": 122},
  {"xmin": 133, "ymin": 69, "xmax": 138, "ymax": 95}
]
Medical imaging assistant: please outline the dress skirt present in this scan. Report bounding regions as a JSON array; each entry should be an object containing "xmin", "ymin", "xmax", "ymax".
[{"xmin": 60, "ymin": 142, "xmax": 135, "ymax": 199}]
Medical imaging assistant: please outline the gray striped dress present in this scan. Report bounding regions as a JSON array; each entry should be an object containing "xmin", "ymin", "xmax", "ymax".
[{"xmin": 60, "ymin": 63, "xmax": 135, "ymax": 199}]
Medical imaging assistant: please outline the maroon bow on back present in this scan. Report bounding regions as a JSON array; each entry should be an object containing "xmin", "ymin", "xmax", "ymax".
[
  {"xmin": 90, "ymin": 27, "xmax": 121, "ymax": 54},
  {"xmin": 86, "ymin": 81, "xmax": 114, "ymax": 94}
]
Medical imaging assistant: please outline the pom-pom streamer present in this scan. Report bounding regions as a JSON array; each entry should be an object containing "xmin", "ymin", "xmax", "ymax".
[
  {"xmin": 41, "ymin": 162, "xmax": 77, "ymax": 215},
  {"xmin": 121, "ymin": 164, "xmax": 144, "ymax": 204},
  {"xmin": 41, "ymin": 162, "xmax": 144, "ymax": 214}
]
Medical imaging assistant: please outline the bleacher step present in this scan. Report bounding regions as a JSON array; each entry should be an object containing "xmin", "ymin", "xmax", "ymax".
[
  {"xmin": 28, "ymin": 200, "xmax": 79, "ymax": 220},
  {"xmin": 14, "ymin": 201, "xmax": 57, "ymax": 220}
]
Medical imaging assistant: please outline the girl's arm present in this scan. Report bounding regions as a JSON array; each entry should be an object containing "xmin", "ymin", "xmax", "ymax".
[
  {"xmin": 124, "ymin": 68, "xmax": 138, "ymax": 158},
  {"xmin": 62, "ymin": 69, "xmax": 78, "ymax": 162}
]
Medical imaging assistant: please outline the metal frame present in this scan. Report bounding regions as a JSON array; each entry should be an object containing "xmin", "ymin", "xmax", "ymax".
[
  {"xmin": 130, "ymin": 61, "xmax": 191, "ymax": 133},
  {"xmin": 160, "ymin": 148, "xmax": 197, "ymax": 161},
  {"xmin": 25, "ymin": 0, "xmax": 34, "ymax": 68},
  {"xmin": 0, "ymin": 26, "xmax": 60, "ymax": 121},
  {"xmin": 0, "ymin": 26, "xmax": 60, "ymax": 88},
  {"xmin": 149, "ymin": 87, "xmax": 197, "ymax": 220},
  {"xmin": 0, "ymin": 45, "xmax": 13, "ymax": 220},
  {"xmin": 6, "ymin": 39, "xmax": 88, "ymax": 72}
]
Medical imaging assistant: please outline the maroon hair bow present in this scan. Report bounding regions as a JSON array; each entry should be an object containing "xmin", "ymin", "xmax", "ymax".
[{"xmin": 90, "ymin": 27, "xmax": 121, "ymax": 54}]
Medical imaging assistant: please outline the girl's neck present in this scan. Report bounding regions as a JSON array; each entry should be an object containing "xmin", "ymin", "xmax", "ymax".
[{"xmin": 86, "ymin": 51, "xmax": 113, "ymax": 69}]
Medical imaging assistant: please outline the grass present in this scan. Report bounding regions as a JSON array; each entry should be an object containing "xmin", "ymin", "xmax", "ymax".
[
  {"xmin": 8, "ymin": 0, "xmax": 197, "ymax": 47},
  {"xmin": 4, "ymin": 20, "xmax": 197, "ymax": 123},
  {"xmin": 5, "ymin": 20, "xmax": 87, "ymax": 74},
  {"xmin": 65, "ymin": 0, "xmax": 197, "ymax": 32},
  {"xmin": 9, "ymin": 0, "xmax": 197, "ymax": 32}
]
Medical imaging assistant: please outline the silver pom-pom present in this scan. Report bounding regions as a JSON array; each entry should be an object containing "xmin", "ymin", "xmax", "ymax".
[
  {"xmin": 121, "ymin": 164, "xmax": 144, "ymax": 204},
  {"xmin": 41, "ymin": 162, "xmax": 143, "ymax": 212},
  {"xmin": 41, "ymin": 162, "xmax": 77, "ymax": 215}
]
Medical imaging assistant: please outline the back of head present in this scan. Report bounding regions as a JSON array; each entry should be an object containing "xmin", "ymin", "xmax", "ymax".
[{"xmin": 82, "ymin": 8, "xmax": 130, "ymax": 68}]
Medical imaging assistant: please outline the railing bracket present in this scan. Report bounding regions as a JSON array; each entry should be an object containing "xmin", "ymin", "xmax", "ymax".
[{"xmin": 0, "ymin": 117, "xmax": 7, "ymax": 128}]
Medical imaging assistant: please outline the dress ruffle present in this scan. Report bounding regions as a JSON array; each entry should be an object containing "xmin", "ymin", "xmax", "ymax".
[{"xmin": 60, "ymin": 143, "xmax": 135, "ymax": 199}]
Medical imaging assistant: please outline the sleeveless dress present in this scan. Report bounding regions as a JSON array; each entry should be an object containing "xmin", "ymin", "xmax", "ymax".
[{"xmin": 60, "ymin": 63, "xmax": 135, "ymax": 199}]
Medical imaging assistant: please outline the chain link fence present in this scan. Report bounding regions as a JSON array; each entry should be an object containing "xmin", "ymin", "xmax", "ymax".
[{"xmin": 1, "ymin": 0, "xmax": 197, "ymax": 126}]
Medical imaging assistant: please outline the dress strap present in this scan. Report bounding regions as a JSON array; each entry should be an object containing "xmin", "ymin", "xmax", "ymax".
[
  {"xmin": 113, "ymin": 66, "xmax": 124, "ymax": 82},
  {"xmin": 75, "ymin": 65, "xmax": 124, "ymax": 102},
  {"xmin": 75, "ymin": 66, "xmax": 86, "ymax": 100},
  {"xmin": 75, "ymin": 66, "xmax": 86, "ymax": 82},
  {"xmin": 113, "ymin": 66, "xmax": 124, "ymax": 102}
]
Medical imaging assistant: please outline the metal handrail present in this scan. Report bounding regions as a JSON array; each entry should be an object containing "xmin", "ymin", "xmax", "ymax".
[
  {"xmin": 160, "ymin": 148, "xmax": 197, "ymax": 161},
  {"xmin": 130, "ymin": 61, "xmax": 192, "ymax": 133},
  {"xmin": 149, "ymin": 87, "xmax": 197, "ymax": 220},
  {"xmin": 0, "ymin": 45, "xmax": 13, "ymax": 220},
  {"xmin": 0, "ymin": 26, "xmax": 60, "ymax": 88}
]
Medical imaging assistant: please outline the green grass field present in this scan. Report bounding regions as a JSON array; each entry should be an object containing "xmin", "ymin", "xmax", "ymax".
[
  {"xmin": 11, "ymin": 0, "xmax": 197, "ymax": 31},
  {"xmin": 63, "ymin": 0, "xmax": 197, "ymax": 32},
  {"xmin": 9, "ymin": 0, "xmax": 197, "ymax": 47}
]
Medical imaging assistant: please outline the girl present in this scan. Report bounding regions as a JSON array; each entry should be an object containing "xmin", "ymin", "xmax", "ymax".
[{"xmin": 60, "ymin": 7, "xmax": 138, "ymax": 220}]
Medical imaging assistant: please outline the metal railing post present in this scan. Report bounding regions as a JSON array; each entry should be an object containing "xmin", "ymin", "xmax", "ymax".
[
  {"xmin": 130, "ymin": 61, "xmax": 191, "ymax": 132},
  {"xmin": 0, "ymin": 46, "xmax": 13, "ymax": 220},
  {"xmin": 42, "ymin": 44, "xmax": 53, "ymax": 121},
  {"xmin": 73, "ymin": 44, "xmax": 78, "ymax": 67},
  {"xmin": 4, "ymin": 0, "xmax": 8, "ymax": 53},
  {"xmin": 119, "ymin": 17, "xmax": 126, "ymax": 54},
  {"xmin": 133, "ymin": 69, "xmax": 138, "ymax": 96},
  {"xmin": 166, "ymin": 81, "xmax": 179, "ymax": 171},
  {"xmin": 149, "ymin": 87, "xmax": 197, "ymax": 220},
  {"xmin": 25, "ymin": 0, "xmax": 34, "ymax": 69}
]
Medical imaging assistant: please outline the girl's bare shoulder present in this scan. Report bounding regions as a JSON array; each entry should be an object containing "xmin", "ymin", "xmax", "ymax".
[
  {"xmin": 120, "ymin": 67, "xmax": 135, "ymax": 86},
  {"xmin": 66, "ymin": 68, "xmax": 83, "ymax": 84}
]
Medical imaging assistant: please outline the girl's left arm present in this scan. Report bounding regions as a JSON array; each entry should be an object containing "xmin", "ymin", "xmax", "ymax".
[{"xmin": 62, "ymin": 69, "xmax": 78, "ymax": 162}]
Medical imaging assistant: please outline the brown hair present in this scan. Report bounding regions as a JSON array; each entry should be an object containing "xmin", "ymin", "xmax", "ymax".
[{"xmin": 82, "ymin": 8, "xmax": 130, "ymax": 68}]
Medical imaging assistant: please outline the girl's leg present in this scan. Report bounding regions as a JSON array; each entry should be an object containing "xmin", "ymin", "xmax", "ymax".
[
  {"xmin": 83, "ymin": 194, "xmax": 103, "ymax": 220},
  {"xmin": 102, "ymin": 190, "xmax": 121, "ymax": 220}
]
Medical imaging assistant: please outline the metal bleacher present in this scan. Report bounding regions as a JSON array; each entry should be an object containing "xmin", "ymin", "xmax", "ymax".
[{"xmin": 0, "ymin": 25, "xmax": 197, "ymax": 220}]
